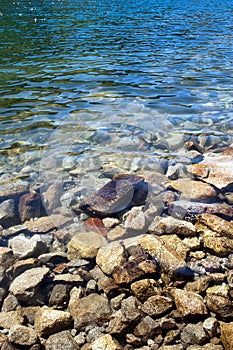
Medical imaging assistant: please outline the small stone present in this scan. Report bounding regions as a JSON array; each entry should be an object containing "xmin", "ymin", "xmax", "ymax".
[
  {"xmin": 67, "ymin": 231, "xmax": 107, "ymax": 260},
  {"xmin": 140, "ymin": 295, "xmax": 173, "ymax": 317},
  {"xmin": 196, "ymin": 214, "xmax": 233, "ymax": 239},
  {"xmin": 1, "ymin": 294, "xmax": 19, "ymax": 312},
  {"xmin": 42, "ymin": 182, "xmax": 62, "ymax": 214},
  {"xmin": 202, "ymin": 231, "xmax": 233, "ymax": 257},
  {"xmin": 48, "ymin": 284, "xmax": 70, "ymax": 307},
  {"xmin": 172, "ymin": 289, "xmax": 208, "ymax": 318},
  {"xmin": 107, "ymin": 225, "xmax": 127, "ymax": 241},
  {"xmin": 9, "ymin": 267, "xmax": 50, "ymax": 301},
  {"xmin": 102, "ymin": 217, "xmax": 120, "ymax": 229},
  {"xmin": 8, "ymin": 325, "xmax": 37, "ymax": 346},
  {"xmin": 34, "ymin": 306, "xmax": 72, "ymax": 338},
  {"xmin": 0, "ymin": 199, "xmax": 18, "ymax": 228},
  {"xmin": 148, "ymin": 216, "xmax": 196, "ymax": 237},
  {"xmin": 181, "ymin": 322, "xmax": 208, "ymax": 345},
  {"xmin": 92, "ymin": 334, "xmax": 123, "ymax": 350},
  {"xmin": 131, "ymin": 279, "xmax": 162, "ymax": 302},
  {"xmin": 203, "ymin": 317, "xmax": 218, "ymax": 338},
  {"xmin": 0, "ymin": 247, "xmax": 14, "ymax": 269},
  {"xmin": 134, "ymin": 316, "xmax": 161, "ymax": 341},
  {"xmin": 220, "ymin": 322, "xmax": 233, "ymax": 350},
  {"xmin": 12, "ymin": 258, "xmax": 38, "ymax": 278},
  {"xmin": 96, "ymin": 241, "xmax": 127, "ymax": 275},
  {"xmin": 24, "ymin": 214, "xmax": 72, "ymax": 233},
  {"xmin": 205, "ymin": 295, "xmax": 233, "ymax": 321},
  {"xmin": 45, "ymin": 330, "xmax": 80, "ymax": 350}
]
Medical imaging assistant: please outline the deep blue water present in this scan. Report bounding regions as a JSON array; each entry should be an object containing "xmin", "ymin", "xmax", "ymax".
[{"xmin": 0, "ymin": 0, "xmax": 233, "ymax": 173}]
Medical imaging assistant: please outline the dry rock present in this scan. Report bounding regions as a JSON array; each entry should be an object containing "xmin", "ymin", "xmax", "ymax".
[
  {"xmin": 8, "ymin": 324, "xmax": 38, "ymax": 346},
  {"xmin": 220, "ymin": 321, "xmax": 233, "ymax": 350},
  {"xmin": 124, "ymin": 206, "xmax": 147, "ymax": 233},
  {"xmin": 134, "ymin": 316, "xmax": 161, "ymax": 340},
  {"xmin": 121, "ymin": 296, "xmax": 142, "ymax": 322},
  {"xmin": 68, "ymin": 293, "xmax": 111, "ymax": 330},
  {"xmin": 140, "ymin": 295, "xmax": 173, "ymax": 317},
  {"xmin": 203, "ymin": 317, "xmax": 218, "ymax": 338},
  {"xmin": 0, "ymin": 311, "xmax": 24, "ymax": 330},
  {"xmin": 92, "ymin": 334, "xmax": 123, "ymax": 350},
  {"xmin": 131, "ymin": 279, "xmax": 162, "ymax": 302},
  {"xmin": 34, "ymin": 306, "xmax": 72, "ymax": 338},
  {"xmin": 181, "ymin": 322, "xmax": 208, "ymax": 345},
  {"xmin": 45, "ymin": 330, "xmax": 80, "ymax": 350},
  {"xmin": 96, "ymin": 241, "xmax": 127, "ymax": 275},
  {"xmin": 67, "ymin": 231, "xmax": 107, "ymax": 260},
  {"xmin": 148, "ymin": 216, "xmax": 196, "ymax": 236},
  {"xmin": 9, "ymin": 234, "xmax": 47, "ymax": 259},
  {"xmin": 196, "ymin": 213, "xmax": 233, "ymax": 239},
  {"xmin": 172, "ymin": 289, "xmax": 208, "ymax": 318},
  {"xmin": 9, "ymin": 267, "xmax": 50, "ymax": 301},
  {"xmin": 205, "ymin": 294, "xmax": 233, "ymax": 321},
  {"xmin": 0, "ymin": 247, "xmax": 14, "ymax": 269}
]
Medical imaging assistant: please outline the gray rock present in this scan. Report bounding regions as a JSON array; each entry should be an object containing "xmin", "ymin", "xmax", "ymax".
[
  {"xmin": 48, "ymin": 284, "xmax": 70, "ymax": 308},
  {"xmin": 9, "ymin": 267, "xmax": 50, "ymax": 301},
  {"xmin": 96, "ymin": 241, "xmax": 127, "ymax": 275},
  {"xmin": 203, "ymin": 317, "xmax": 218, "ymax": 338},
  {"xmin": 0, "ymin": 199, "xmax": 19, "ymax": 228},
  {"xmin": 45, "ymin": 330, "xmax": 80, "ymax": 350},
  {"xmin": 148, "ymin": 216, "xmax": 196, "ymax": 236},
  {"xmin": 121, "ymin": 296, "xmax": 142, "ymax": 322},
  {"xmin": 8, "ymin": 324, "xmax": 37, "ymax": 346},
  {"xmin": 134, "ymin": 316, "xmax": 161, "ymax": 341},
  {"xmin": 181, "ymin": 322, "xmax": 208, "ymax": 345},
  {"xmin": 1, "ymin": 294, "xmax": 19, "ymax": 312},
  {"xmin": 140, "ymin": 295, "xmax": 173, "ymax": 317},
  {"xmin": 9, "ymin": 234, "xmax": 47, "ymax": 259},
  {"xmin": 123, "ymin": 206, "xmax": 147, "ymax": 233}
]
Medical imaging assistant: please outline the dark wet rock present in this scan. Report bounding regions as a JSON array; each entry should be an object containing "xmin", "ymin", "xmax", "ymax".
[
  {"xmin": 181, "ymin": 322, "xmax": 208, "ymax": 345},
  {"xmin": 24, "ymin": 214, "xmax": 73, "ymax": 233},
  {"xmin": 140, "ymin": 295, "xmax": 173, "ymax": 317},
  {"xmin": 168, "ymin": 200, "xmax": 233, "ymax": 220},
  {"xmin": 220, "ymin": 322, "xmax": 233, "ymax": 350},
  {"xmin": 45, "ymin": 330, "xmax": 80, "ymax": 350},
  {"xmin": 0, "ymin": 199, "xmax": 19, "ymax": 228},
  {"xmin": 172, "ymin": 289, "xmax": 208, "ymax": 319},
  {"xmin": 77, "ymin": 174, "xmax": 148, "ymax": 217},
  {"xmin": 68, "ymin": 293, "xmax": 111, "ymax": 330},
  {"xmin": 18, "ymin": 191, "xmax": 44, "ymax": 223},
  {"xmin": 34, "ymin": 306, "xmax": 72, "ymax": 338},
  {"xmin": 9, "ymin": 234, "xmax": 47, "ymax": 259},
  {"xmin": 169, "ymin": 178, "xmax": 217, "ymax": 202},
  {"xmin": 0, "ymin": 185, "xmax": 28, "ymax": 203},
  {"xmin": 8, "ymin": 324, "xmax": 38, "ymax": 346},
  {"xmin": 189, "ymin": 154, "xmax": 233, "ymax": 190},
  {"xmin": 205, "ymin": 294, "xmax": 233, "ymax": 321},
  {"xmin": 9, "ymin": 267, "xmax": 50, "ymax": 301}
]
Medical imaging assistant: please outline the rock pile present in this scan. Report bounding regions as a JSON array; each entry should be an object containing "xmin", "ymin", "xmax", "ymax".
[{"xmin": 0, "ymin": 144, "xmax": 233, "ymax": 349}]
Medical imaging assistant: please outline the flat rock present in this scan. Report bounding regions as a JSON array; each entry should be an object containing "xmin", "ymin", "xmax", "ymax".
[
  {"xmin": 220, "ymin": 322, "xmax": 233, "ymax": 350},
  {"xmin": 168, "ymin": 200, "xmax": 233, "ymax": 220},
  {"xmin": 96, "ymin": 241, "xmax": 127, "ymax": 275},
  {"xmin": 169, "ymin": 178, "xmax": 217, "ymax": 202},
  {"xmin": 45, "ymin": 330, "xmax": 80, "ymax": 350},
  {"xmin": 196, "ymin": 213, "xmax": 233, "ymax": 239},
  {"xmin": 189, "ymin": 154, "xmax": 233, "ymax": 190},
  {"xmin": 92, "ymin": 334, "xmax": 123, "ymax": 350},
  {"xmin": 24, "ymin": 214, "xmax": 73, "ymax": 233},
  {"xmin": 68, "ymin": 231, "xmax": 107, "ymax": 260},
  {"xmin": 34, "ymin": 307, "xmax": 72, "ymax": 338},
  {"xmin": 172, "ymin": 289, "xmax": 208, "ymax": 318},
  {"xmin": 0, "ymin": 184, "xmax": 28, "ymax": 202},
  {"xmin": 9, "ymin": 267, "xmax": 50, "ymax": 301},
  {"xmin": 148, "ymin": 216, "xmax": 196, "ymax": 236},
  {"xmin": 8, "ymin": 324, "xmax": 37, "ymax": 346},
  {"xmin": 78, "ymin": 174, "xmax": 148, "ymax": 217},
  {"xmin": 68, "ymin": 293, "xmax": 111, "ymax": 330}
]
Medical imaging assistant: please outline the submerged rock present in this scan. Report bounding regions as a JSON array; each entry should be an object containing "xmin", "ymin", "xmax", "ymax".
[
  {"xmin": 18, "ymin": 191, "xmax": 43, "ymax": 223},
  {"xmin": 77, "ymin": 174, "xmax": 148, "ymax": 217}
]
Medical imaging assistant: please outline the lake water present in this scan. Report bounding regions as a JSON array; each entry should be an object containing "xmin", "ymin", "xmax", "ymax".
[{"xmin": 0, "ymin": 0, "xmax": 233, "ymax": 185}]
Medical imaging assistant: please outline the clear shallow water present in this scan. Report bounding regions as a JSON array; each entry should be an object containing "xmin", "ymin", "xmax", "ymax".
[{"xmin": 0, "ymin": 0, "xmax": 233, "ymax": 180}]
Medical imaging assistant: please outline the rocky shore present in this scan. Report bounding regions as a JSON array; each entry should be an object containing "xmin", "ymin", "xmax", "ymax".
[{"xmin": 0, "ymin": 142, "xmax": 233, "ymax": 350}]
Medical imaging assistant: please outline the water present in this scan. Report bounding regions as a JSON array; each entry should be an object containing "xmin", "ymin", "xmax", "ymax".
[{"xmin": 0, "ymin": 0, "xmax": 233, "ymax": 182}]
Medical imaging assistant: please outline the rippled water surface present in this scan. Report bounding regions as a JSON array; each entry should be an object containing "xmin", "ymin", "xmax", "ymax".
[{"xmin": 0, "ymin": 0, "xmax": 233, "ymax": 180}]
